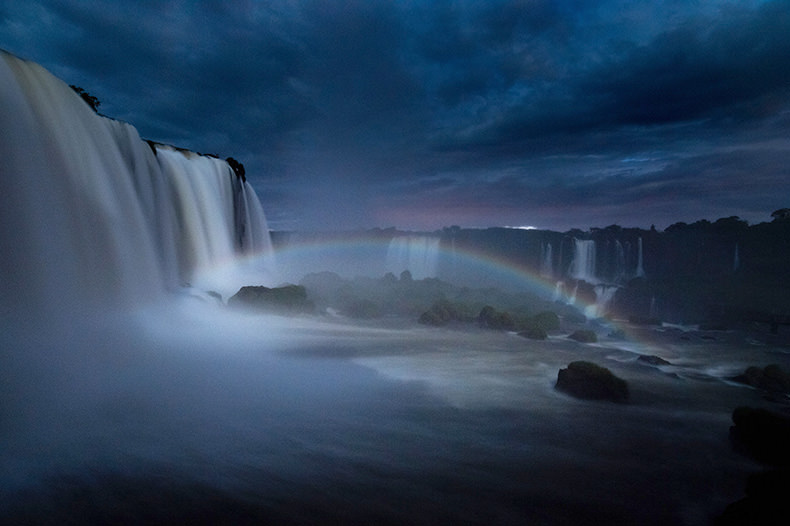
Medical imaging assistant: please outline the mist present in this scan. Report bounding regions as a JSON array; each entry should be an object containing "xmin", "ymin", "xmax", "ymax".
[{"xmin": 4, "ymin": 290, "xmax": 776, "ymax": 525}]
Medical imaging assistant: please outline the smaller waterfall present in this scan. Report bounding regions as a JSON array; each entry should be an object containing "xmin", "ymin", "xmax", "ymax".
[
  {"xmin": 635, "ymin": 237, "xmax": 645, "ymax": 278},
  {"xmin": 569, "ymin": 239, "xmax": 596, "ymax": 283},
  {"xmin": 614, "ymin": 240, "xmax": 626, "ymax": 282},
  {"xmin": 584, "ymin": 285, "xmax": 619, "ymax": 319},
  {"xmin": 649, "ymin": 296, "xmax": 658, "ymax": 319},
  {"xmin": 552, "ymin": 281, "xmax": 566, "ymax": 303},
  {"xmin": 386, "ymin": 236, "xmax": 440, "ymax": 279},
  {"xmin": 541, "ymin": 242, "xmax": 554, "ymax": 278},
  {"xmin": 568, "ymin": 281, "xmax": 579, "ymax": 305}
]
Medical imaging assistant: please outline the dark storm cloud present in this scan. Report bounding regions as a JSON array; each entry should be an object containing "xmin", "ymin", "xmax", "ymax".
[
  {"xmin": 2, "ymin": 0, "xmax": 790, "ymax": 230},
  {"xmin": 38, "ymin": 1, "xmax": 316, "ymax": 152},
  {"xmin": 429, "ymin": 0, "xmax": 790, "ymax": 151}
]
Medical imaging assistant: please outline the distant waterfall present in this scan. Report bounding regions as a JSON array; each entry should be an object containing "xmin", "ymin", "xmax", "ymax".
[
  {"xmin": 569, "ymin": 239, "xmax": 597, "ymax": 283},
  {"xmin": 540, "ymin": 242, "xmax": 554, "ymax": 278},
  {"xmin": 635, "ymin": 237, "xmax": 645, "ymax": 277},
  {"xmin": 585, "ymin": 285, "xmax": 619, "ymax": 319},
  {"xmin": 0, "ymin": 50, "xmax": 272, "ymax": 316},
  {"xmin": 552, "ymin": 281, "xmax": 566, "ymax": 303},
  {"xmin": 614, "ymin": 240, "xmax": 626, "ymax": 281},
  {"xmin": 386, "ymin": 235, "xmax": 440, "ymax": 279}
]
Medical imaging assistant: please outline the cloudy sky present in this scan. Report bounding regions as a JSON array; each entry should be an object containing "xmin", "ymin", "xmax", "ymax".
[{"xmin": 2, "ymin": 0, "xmax": 789, "ymax": 231}]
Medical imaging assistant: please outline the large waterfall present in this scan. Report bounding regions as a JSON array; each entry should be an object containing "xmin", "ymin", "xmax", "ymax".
[
  {"xmin": 568, "ymin": 239, "xmax": 597, "ymax": 283},
  {"xmin": 0, "ymin": 51, "xmax": 271, "ymax": 318},
  {"xmin": 386, "ymin": 235, "xmax": 440, "ymax": 279}
]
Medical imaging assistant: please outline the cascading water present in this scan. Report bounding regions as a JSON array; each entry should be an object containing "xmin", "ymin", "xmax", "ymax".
[
  {"xmin": 386, "ymin": 235, "xmax": 440, "ymax": 279},
  {"xmin": 584, "ymin": 285, "xmax": 619, "ymax": 319},
  {"xmin": 552, "ymin": 281, "xmax": 565, "ymax": 302},
  {"xmin": 614, "ymin": 240, "xmax": 626, "ymax": 282},
  {"xmin": 569, "ymin": 238, "xmax": 596, "ymax": 283},
  {"xmin": 0, "ymin": 50, "xmax": 272, "ymax": 317},
  {"xmin": 635, "ymin": 237, "xmax": 646, "ymax": 278},
  {"xmin": 540, "ymin": 242, "xmax": 554, "ymax": 278}
]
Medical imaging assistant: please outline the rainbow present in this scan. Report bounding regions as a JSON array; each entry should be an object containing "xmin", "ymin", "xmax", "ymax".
[
  {"xmin": 199, "ymin": 230, "xmax": 653, "ymax": 344},
  {"xmin": 267, "ymin": 231, "xmax": 606, "ymax": 314}
]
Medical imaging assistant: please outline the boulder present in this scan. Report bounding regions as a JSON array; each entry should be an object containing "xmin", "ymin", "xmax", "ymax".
[
  {"xmin": 530, "ymin": 311, "xmax": 560, "ymax": 331},
  {"xmin": 228, "ymin": 285, "xmax": 313, "ymax": 314},
  {"xmin": 568, "ymin": 329, "xmax": 597, "ymax": 343},
  {"xmin": 555, "ymin": 361, "xmax": 629, "ymax": 402},
  {"xmin": 478, "ymin": 305, "xmax": 516, "ymax": 331},
  {"xmin": 518, "ymin": 327, "xmax": 548, "ymax": 340},
  {"xmin": 637, "ymin": 355, "xmax": 671, "ymax": 366},
  {"xmin": 716, "ymin": 469, "xmax": 790, "ymax": 526},
  {"xmin": 418, "ymin": 299, "xmax": 472, "ymax": 326},
  {"xmin": 729, "ymin": 406, "xmax": 790, "ymax": 466},
  {"xmin": 732, "ymin": 364, "xmax": 790, "ymax": 395}
]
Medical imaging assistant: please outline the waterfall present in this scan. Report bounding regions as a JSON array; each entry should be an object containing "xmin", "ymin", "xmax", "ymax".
[
  {"xmin": 568, "ymin": 281, "xmax": 579, "ymax": 305},
  {"xmin": 540, "ymin": 242, "xmax": 554, "ymax": 278},
  {"xmin": 584, "ymin": 285, "xmax": 619, "ymax": 319},
  {"xmin": 569, "ymin": 239, "xmax": 596, "ymax": 283},
  {"xmin": 552, "ymin": 281, "xmax": 566, "ymax": 303},
  {"xmin": 0, "ymin": 50, "xmax": 272, "ymax": 317},
  {"xmin": 614, "ymin": 240, "xmax": 626, "ymax": 282},
  {"xmin": 635, "ymin": 237, "xmax": 645, "ymax": 277},
  {"xmin": 386, "ymin": 235, "xmax": 440, "ymax": 279}
]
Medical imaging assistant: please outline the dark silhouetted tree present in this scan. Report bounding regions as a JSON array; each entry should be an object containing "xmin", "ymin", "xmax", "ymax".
[
  {"xmin": 771, "ymin": 208, "xmax": 790, "ymax": 221},
  {"xmin": 69, "ymin": 85, "xmax": 100, "ymax": 112},
  {"xmin": 226, "ymin": 157, "xmax": 246, "ymax": 182}
]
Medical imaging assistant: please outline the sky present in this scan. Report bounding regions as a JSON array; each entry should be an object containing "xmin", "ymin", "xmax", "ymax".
[{"xmin": 2, "ymin": 0, "xmax": 790, "ymax": 232}]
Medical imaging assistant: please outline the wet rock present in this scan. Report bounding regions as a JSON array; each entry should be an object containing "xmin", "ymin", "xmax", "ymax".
[
  {"xmin": 568, "ymin": 329, "xmax": 597, "ymax": 343},
  {"xmin": 732, "ymin": 364, "xmax": 790, "ymax": 395},
  {"xmin": 228, "ymin": 285, "xmax": 313, "ymax": 314},
  {"xmin": 729, "ymin": 406, "xmax": 790, "ymax": 466},
  {"xmin": 478, "ymin": 305, "xmax": 515, "ymax": 331},
  {"xmin": 628, "ymin": 316, "xmax": 662, "ymax": 325},
  {"xmin": 555, "ymin": 361, "xmax": 629, "ymax": 402},
  {"xmin": 518, "ymin": 327, "xmax": 547, "ymax": 340},
  {"xmin": 637, "ymin": 355, "xmax": 671, "ymax": 366},
  {"xmin": 716, "ymin": 469, "xmax": 790, "ymax": 525}
]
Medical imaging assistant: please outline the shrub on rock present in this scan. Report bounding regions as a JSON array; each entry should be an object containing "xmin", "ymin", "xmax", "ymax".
[
  {"xmin": 228, "ymin": 285, "xmax": 313, "ymax": 314},
  {"xmin": 418, "ymin": 299, "xmax": 471, "ymax": 326},
  {"xmin": 518, "ymin": 310, "xmax": 560, "ymax": 333},
  {"xmin": 478, "ymin": 305, "xmax": 516, "ymax": 330},
  {"xmin": 556, "ymin": 361, "xmax": 629, "ymax": 402},
  {"xmin": 532, "ymin": 310, "xmax": 560, "ymax": 331},
  {"xmin": 568, "ymin": 329, "xmax": 598, "ymax": 343},
  {"xmin": 715, "ymin": 469, "xmax": 790, "ymax": 526},
  {"xmin": 518, "ymin": 327, "xmax": 547, "ymax": 340},
  {"xmin": 637, "ymin": 355, "xmax": 671, "ymax": 366}
]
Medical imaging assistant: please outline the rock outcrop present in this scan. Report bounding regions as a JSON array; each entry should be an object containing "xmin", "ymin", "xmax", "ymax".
[
  {"xmin": 228, "ymin": 285, "xmax": 313, "ymax": 314},
  {"xmin": 732, "ymin": 365, "xmax": 790, "ymax": 396},
  {"xmin": 555, "ymin": 361, "xmax": 629, "ymax": 402},
  {"xmin": 729, "ymin": 406, "xmax": 790, "ymax": 466},
  {"xmin": 637, "ymin": 355, "xmax": 671, "ymax": 366},
  {"xmin": 568, "ymin": 329, "xmax": 598, "ymax": 343}
]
